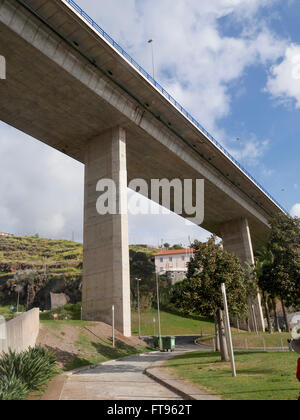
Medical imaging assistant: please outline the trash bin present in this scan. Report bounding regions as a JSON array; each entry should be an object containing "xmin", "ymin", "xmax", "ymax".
[
  {"xmin": 161, "ymin": 336, "xmax": 176, "ymax": 352},
  {"xmin": 152, "ymin": 335, "xmax": 159, "ymax": 348}
]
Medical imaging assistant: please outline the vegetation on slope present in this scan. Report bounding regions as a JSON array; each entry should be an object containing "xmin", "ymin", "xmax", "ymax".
[
  {"xmin": 0, "ymin": 235, "xmax": 82, "ymax": 310},
  {"xmin": 38, "ymin": 319, "xmax": 151, "ymax": 371},
  {"xmin": 0, "ymin": 236, "xmax": 161, "ymax": 312}
]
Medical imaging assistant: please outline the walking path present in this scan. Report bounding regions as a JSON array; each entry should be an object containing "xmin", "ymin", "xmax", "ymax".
[{"xmin": 42, "ymin": 336, "xmax": 219, "ymax": 400}]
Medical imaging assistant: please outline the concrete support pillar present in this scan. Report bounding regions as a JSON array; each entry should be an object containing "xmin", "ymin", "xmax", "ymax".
[
  {"xmin": 82, "ymin": 127, "xmax": 131, "ymax": 337},
  {"xmin": 221, "ymin": 217, "xmax": 265, "ymax": 332}
]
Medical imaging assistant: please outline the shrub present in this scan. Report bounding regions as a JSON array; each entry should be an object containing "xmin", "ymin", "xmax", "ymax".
[
  {"xmin": 0, "ymin": 375, "xmax": 28, "ymax": 401},
  {"xmin": 0, "ymin": 346, "xmax": 58, "ymax": 400}
]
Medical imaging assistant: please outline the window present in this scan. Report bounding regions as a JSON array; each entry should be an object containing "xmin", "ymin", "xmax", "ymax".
[
  {"xmin": 169, "ymin": 257, "xmax": 173, "ymax": 262},
  {"xmin": 160, "ymin": 258, "xmax": 163, "ymax": 263},
  {"xmin": 182, "ymin": 256, "xmax": 185, "ymax": 261}
]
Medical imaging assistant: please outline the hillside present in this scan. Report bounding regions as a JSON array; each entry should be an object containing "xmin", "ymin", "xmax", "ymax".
[
  {"xmin": 0, "ymin": 235, "xmax": 82, "ymax": 310},
  {"xmin": 0, "ymin": 235, "xmax": 159, "ymax": 311},
  {"xmin": 37, "ymin": 320, "xmax": 150, "ymax": 371}
]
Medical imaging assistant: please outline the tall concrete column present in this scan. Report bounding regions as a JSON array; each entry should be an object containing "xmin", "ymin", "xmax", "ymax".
[
  {"xmin": 221, "ymin": 217, "xmax": 265, "ymax": 332},
  {"xmin": 82, "ymin": 127, "xmax": 131, "ymax": 337}
]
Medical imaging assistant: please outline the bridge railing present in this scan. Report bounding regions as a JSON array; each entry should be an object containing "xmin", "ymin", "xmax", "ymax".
[{"xmin": 65, "ymin": 0, "xmax": 287, "ymax": 214}]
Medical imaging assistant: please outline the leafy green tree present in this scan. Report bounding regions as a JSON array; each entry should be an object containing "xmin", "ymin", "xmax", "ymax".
[
  {"xmin": 255, "ymin": 248, "xmax": 274, "ymax": 334},
  {"xmin": 170, "ymin": 244, "xmax": 184, "ymax": 250},
  {"xmin": 258, "ymin": 214, "xmax": 300, "ymax": 332},
  {"xmin": 171, "ymin": 236, "xmax": 255, "ymax": 361},
  {"xmin": 129, "ymin": 250, "xmax": 155, "ymax": 309}
]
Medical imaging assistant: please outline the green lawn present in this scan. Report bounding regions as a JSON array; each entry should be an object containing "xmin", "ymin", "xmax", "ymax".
[
  {"xmin": 131, "ymin": 309, "xmax": 215, "ymax": 336},
  {"xmin": 166, "ymin": 350, "xmax": 300, "ymax": 400},
  {"xmin": 199, "ymin": 332, "xmax": 291, "ymax": 349}
]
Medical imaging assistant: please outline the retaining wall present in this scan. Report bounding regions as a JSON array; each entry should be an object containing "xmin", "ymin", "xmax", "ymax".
[{"xmin": 0, "ymin": 308, "xmax": 40, "ymax": 353}]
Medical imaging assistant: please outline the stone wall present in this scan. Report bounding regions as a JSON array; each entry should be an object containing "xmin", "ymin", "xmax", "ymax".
[{"xmin": 0, "ymin": 308, "xmax": 40, "ymax": 353}]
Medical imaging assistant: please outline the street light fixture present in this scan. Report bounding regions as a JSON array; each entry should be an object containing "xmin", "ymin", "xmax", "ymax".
[{"xmin": 148, "ymin": 39, "xmax": 155, "ymax": 80}]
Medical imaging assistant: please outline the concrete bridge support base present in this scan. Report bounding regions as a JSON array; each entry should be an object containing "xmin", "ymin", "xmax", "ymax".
[
  {"xmin": 221, "ymin": 217, "xmax": 265, "ymax": 332},
  {"xmin": 82, "ymin": 127, "xmax": 131, "ymax": 337}
]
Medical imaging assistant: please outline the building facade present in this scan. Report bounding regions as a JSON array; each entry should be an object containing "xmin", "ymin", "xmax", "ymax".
[{"xmin": 154, "ymin": 248, "xmax": 194, "ymax": 285}]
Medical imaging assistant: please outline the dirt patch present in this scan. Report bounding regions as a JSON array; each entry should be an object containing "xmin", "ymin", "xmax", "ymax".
[{"xmin": 84, "ymin": 322, "xmax": 147, "ymax": 347}]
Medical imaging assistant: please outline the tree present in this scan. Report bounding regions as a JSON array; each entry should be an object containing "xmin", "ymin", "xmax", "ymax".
[
  {"xmin": 259, "ymin": 214, "xmax": 300, "ymax": 332},
  {"xmin": 171, "ymin": 236, "xmax": 255, "ymax": 361},
  {"xmin": 255, "ymin": 248, "xmax": 274, "ymax": 334},
  {"xmin": 129, "ymin": 250, "xmax": 156, "ymax": 309},
  {"xmin": 171, "ymin": 244, "xmax": 184, "ymax": 250}
]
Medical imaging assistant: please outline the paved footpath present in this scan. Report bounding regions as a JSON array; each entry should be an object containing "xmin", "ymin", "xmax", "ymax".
[
  {"xmin": 60, "ymin": 352, "xmax": 183, "ymax": 400},
  {"xmin": 44, "ymin": 336, "xmax": 219, "ymax": 401}
]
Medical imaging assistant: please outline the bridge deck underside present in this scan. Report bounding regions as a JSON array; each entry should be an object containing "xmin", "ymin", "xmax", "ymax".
[{"xmin": 0, "ymin": 5, "xmax": 275, "ymax": 249}]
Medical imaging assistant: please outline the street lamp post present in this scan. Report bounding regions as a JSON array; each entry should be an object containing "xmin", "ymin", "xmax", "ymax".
[
  {"xmin": 112, "ymin": 305, "xmax": 115, "ymax": 348},
  {"xmin": 136, "ymin": 278, "xmax": 142, "ymax": 339},
  {"xmin": 148, "ymin": 39, "xmax": 155, "ymax": 80},
  {"xmin": 14, "ymin": 285, "xmax": 22, "ymax": 313},
  {"xmin": 155, "ymin": 271, "xmax": 162, "ymax": 349}
]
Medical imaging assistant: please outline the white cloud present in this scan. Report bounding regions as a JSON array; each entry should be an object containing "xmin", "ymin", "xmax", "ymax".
[
  {"xmin": 0, "ymin": 124, "xmax": 84, "ymax": 240},
  {"xmin": 77, "ymin": 0, "xmax": 286, "ymax": 133},
  {"xmin": 291, "ymin": 204, "xmax": 300, "ymax": 217},
  {"xmin": 266, "ymin": 44, "xmax": 300, "ymax": 108}
]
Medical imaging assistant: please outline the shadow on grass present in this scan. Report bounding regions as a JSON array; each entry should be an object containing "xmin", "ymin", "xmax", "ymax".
[
  {"xmin": 160, "ymin": 306, "xmax": 214, "ymax": 324},
  {"xmin": 44, "ymin": 345, "xmax": 92, "ymax": 371},
  {"xmin": 91, "ymin": 340, "xmax": 147, "ymax": 360}
]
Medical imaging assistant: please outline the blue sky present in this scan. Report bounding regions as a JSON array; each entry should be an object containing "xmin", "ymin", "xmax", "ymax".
[{"xmin": 0, "ymin": 0, "xmax": 299, "ymax": 245}]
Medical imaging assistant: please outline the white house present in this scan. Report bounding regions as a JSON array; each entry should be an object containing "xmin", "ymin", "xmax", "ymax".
[{"xmin": 154, "ymin": 248, "xmax": 194, "ymax": 284}]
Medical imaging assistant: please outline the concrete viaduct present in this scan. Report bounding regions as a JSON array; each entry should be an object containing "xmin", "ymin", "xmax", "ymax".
[{"xmin": 0, "ymin": 0, "xmax": 285, "ymax": 336}]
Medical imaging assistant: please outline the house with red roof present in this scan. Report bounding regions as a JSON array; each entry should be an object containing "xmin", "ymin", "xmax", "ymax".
[
  {"xmin": 154, "ymin": 248, "xmax": 194, "ymax": 285},
  {"xmin": 0, "ymin": 231, "xmax": 12, "ymax": 237}
]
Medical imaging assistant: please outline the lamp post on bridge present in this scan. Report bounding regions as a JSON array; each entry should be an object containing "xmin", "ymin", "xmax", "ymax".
[{"xmin": 148, "ymin": 39, "xmax": 155, "ymax": 80}]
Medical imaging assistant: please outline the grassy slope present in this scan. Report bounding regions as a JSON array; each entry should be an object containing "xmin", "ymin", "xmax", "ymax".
[
  {"xmin": 0, "ymin": 235, "xmax": 83, "ymax": 273},
  {"xmin": 39, "ymin": 320, "xmax": 151, "ymax": 371},
  {"xmin": 166, "ymin": 350, "xmax": 300, "ymax": 400},
  {"xmin": 39, "ymin": 305, "xmax": 216, "ymax": 336},
  {"xmin": 0, "ymin": 236, "xmax": 83, "ymax": 309},
  {"xmin": 131, "ymin": 309, "xmax": 215, "ymax": 336}
]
